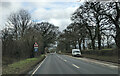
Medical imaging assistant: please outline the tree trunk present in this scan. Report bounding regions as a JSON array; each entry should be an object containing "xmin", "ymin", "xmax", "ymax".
[
  {"xmin": 115, "ymin": 27, "xmax": 120, "ymax": 49},
  {"xmin": 102, "ymin": 42, "xmax": 104, "ymax": 49},
  {"xmin": 78, "ymin": 38, "xmax": 82, "ymax": 51},
  {"xmin": 91, "ymin": 39, "xmax": 95, "ymax": 50},
  {"xmin": 86, "ymin": 25, "xmax": 96, "ymax": 50},
  {"xmin": 97, "ymin": 24, "xmax": 101, "ymax": 50},
  {"xmin": 83, "ymin": 38, "xmax": 85, "ymax": 50},
  {"xmin": 107, "ymin": 36, "xmax": 110, "ymax": 48}
]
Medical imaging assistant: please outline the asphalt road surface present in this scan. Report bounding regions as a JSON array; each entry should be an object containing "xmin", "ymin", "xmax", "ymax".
[{"xmin": 31, "ymin": 53, "xmax": 118, "ymax": 74}]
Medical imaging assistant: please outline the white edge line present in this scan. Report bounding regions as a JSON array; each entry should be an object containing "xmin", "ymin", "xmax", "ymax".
[
  {"xmin": 72, "ymin": 64, "xmax": 80, "ymax": 69},
  {"xmin": 66, "ymin": 55, "xmax": 118, "ymax": 69},
  {"xmin": 31, "ymin": 56, "xmax": 47, "ymax": 76}
]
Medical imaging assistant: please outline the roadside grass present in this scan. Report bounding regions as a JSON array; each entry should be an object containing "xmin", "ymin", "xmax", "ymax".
[
  {"xmin": 101, "ymin": 48, "xmax": 113, "ymax": 50},
  {"xmin": 82, "ymin": 54, "xmax": 118, "ymax": 63},
  {"xmin": 2, "ymin": 55, "xmax": 45, "ymax": 74},
  {"xmin": 60, "ymin": 52, "xmax": 118, "ymax": 64}
]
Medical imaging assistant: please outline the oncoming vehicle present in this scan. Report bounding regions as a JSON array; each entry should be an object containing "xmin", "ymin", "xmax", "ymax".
[{"xmin": 72, "ymin": 49, "xmax": 81, "ymax": 57}]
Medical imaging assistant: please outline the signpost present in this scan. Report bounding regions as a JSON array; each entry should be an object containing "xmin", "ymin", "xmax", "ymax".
[{"xmin": 34, "ymin": 42, "xmax": 38, "ymax": 52}]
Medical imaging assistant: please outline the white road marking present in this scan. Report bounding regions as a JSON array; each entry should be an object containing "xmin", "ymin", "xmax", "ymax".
[
  {"xmin": 57, "ymin": 55, "xmax": 63, "ymax": 60},
  {"xmin": 64, "ymin": 59, "xmax": 67, "ymax": 62},
  {"xmin": 57, "ymin": 55, "xmax": 80, "ymax": 68},
  {"xmin": 57, "ymin": 55, "xmax": 68, "ymax": 62},
  {"xmin": 66, "ymin": 55, "xmax": 118, "ymax": 69},
  {"xmin": 57, "ymin": 56, "xmax": 60, "ymax": 58},
  {"xmin": 31, "ymin": 56, "xmax": 47, "ymax": 76},
  {"xmin": 72, "ymin": 64, "xmax": 80, "ymax": 69}
]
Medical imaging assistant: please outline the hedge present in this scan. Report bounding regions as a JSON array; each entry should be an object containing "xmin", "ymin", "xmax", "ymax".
[{"xmin": 81, "ymin": 49, "xmax": 118, "ymax": 56}]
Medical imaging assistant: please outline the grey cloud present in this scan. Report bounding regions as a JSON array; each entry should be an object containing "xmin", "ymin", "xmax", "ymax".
[{"xmin": 0, "ymin": 2, "xmax": 11, "ymax": 8}]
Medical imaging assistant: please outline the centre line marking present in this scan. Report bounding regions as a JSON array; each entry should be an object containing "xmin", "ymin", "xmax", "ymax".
[
  {"xmin": 64, "ymin": 60, "xmax": 67, "ymax": 62},
  {"xmin": 72, "ymin": 64, "xmax": 80, "ymax": 69}
]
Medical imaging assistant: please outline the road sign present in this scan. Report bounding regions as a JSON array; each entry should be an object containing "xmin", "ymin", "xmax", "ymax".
[
  {"xmin": 34, "ymin": 48, "xmax": 38, "ymax": 52},
  {"xmin": 34, "ymin": 42, "xmax": 38, "ymax": 49}
]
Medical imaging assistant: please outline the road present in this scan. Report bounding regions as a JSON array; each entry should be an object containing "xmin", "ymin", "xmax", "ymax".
[
  {"xmin": 0, "ymin": 39, "xmax": 2, "ymax": 76},
  {"xmin": 31, "ymin": 53, "xmax": 118, "ymax": 74}
]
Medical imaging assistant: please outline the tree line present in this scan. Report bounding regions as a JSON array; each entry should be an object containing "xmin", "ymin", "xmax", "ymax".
[
  {"xmin": 2, "ymin": 9, "xmax": 59, "ymax": 64},
  {"xmin": 57, "ymin": 2, "xmax": 120, "ymax": 53}
]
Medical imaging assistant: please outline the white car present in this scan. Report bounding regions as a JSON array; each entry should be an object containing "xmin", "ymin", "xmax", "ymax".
[{"xmin": 72, "ymin": 49, "xmax": 81, "ymax": 57}]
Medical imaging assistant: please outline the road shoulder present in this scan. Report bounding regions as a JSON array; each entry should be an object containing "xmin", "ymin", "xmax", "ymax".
[
  {"xmin": 64, "ymin": 55, "xmax": 118, "ymax": 69},
  {"xmin": 28, "ymin": 55, "xmax": 47, "ymax": 75}
]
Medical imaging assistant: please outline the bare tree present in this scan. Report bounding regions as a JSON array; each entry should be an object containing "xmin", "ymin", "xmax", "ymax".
[
  {"xmin": 7, "ymin": 9, "xmax": 31, "ymax": 39},
  {"xmin": 35, "ymin": 22, "xmax": 59, "ymax": 53}
]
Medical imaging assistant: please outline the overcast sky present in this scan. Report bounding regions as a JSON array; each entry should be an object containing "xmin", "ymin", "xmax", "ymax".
[{"xmin": 0, "ymin": 0, "xmax": 84, "ymax": 31}]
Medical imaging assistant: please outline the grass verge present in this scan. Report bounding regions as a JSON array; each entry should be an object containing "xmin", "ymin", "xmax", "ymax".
[
  {"xmin": 2, "ymin": 55, "xmax": 45, "ymax": 74},
  {"xmin": 60, "ymin": 53, "xmax": 118, "ymax": 64},
  {"xmin": 82, "ymin": 54, "xmax": 118, "ymax": 63}
]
